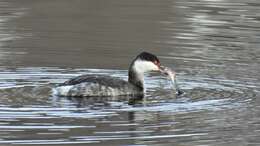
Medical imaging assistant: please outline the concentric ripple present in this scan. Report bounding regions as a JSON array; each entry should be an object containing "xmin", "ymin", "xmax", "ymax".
[{"xmin": 0, "ymin": 67, "xmax": 257, "ymax": 145}]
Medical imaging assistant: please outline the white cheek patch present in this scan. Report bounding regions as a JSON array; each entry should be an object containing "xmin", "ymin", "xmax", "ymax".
[{"xmin": 133, "ymin": 60, "xmax": 159, "ymax": 73}]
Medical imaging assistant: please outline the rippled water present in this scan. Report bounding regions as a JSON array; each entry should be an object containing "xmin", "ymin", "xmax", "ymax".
[{"xmin": 0, "ymin": 0, "xmax": 260, "ymax": 146}]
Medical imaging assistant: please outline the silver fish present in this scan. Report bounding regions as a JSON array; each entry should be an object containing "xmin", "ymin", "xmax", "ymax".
[{"xmin": 160, "ymin": 66, "xmax": 183, "ymax": 96}]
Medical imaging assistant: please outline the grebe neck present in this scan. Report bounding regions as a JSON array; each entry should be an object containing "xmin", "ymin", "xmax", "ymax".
[
  {"xmin": 127, "ymin": 53, "xmax": 161, "ymax": 92},
  {"xmin": 128, "ymin": 61, "xmax": 144, "ymax": 91}
]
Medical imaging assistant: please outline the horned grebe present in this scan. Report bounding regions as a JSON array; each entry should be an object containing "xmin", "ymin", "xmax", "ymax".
[{"xmin": 53, "ymin": 52, "xmax": 165, "ymax": 97}]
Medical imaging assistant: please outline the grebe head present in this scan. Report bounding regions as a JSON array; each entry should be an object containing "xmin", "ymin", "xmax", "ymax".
[
  {"xmin": 132, "ymin": 52, "xmax": 161, "ymax": 73},
  {"xmin": 128, "ymin": 52, "xmax": 162, "ymax": 91}
]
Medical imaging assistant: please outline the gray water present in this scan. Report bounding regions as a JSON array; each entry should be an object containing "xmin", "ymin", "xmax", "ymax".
[{"xmin": 0, "ymin": 0, "xmax": 260, "ymax": 145}]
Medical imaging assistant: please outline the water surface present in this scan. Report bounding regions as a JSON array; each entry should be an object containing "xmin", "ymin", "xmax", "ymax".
[{"xmin": 0, "ymin": 0, "xmax": 260, "ymax": 146}]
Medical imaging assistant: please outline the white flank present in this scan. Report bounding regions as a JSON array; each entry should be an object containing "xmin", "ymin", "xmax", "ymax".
[{"xmin": 52, "ymin": 85, "xmax": 73, "ymax": 96}]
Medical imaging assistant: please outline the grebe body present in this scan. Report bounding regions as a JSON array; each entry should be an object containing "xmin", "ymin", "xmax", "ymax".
[
  {"xmin": 53, "ymin": 75, "xmax": 142, "ymax": 97},
  {"xmin": 53, "ymin": 52, "xmax": 162, "ymax": 97}
]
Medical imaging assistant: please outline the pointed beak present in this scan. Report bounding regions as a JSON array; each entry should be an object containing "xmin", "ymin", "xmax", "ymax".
[
  {"xmin": 159, "ymin": 65, "xmax": 164, "ymax": 71},
  {"xmin": 159, "ymin": 66, "xmax": 177, "ymax": 78},
  {"xmin": 159, "ymin": 66, "xmax": 168, "ymax": 75}
]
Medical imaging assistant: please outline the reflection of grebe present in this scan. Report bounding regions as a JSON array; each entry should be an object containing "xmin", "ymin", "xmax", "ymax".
[{"xmin": 53, "ymin": 52, "xmax": 165, "ymax": 97}]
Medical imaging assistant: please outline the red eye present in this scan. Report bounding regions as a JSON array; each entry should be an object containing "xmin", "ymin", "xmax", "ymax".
[{"xmin": 154, "ymin": 61, "xmax": 160, "ymax": 66}]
